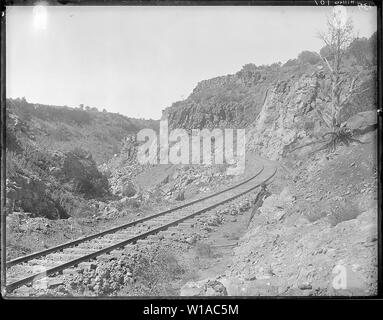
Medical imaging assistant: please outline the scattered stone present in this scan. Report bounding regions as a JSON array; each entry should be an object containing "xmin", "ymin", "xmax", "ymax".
[
  {"xmin": 298, "ymin": 282, "xmax": 312, "ymax": 290},
  {"xmin": 48, "ymin": 279, "xmax": 64, "ymax": 289},
  {"xmin": 175, "ymin": 191, "xmax": 185, "ymax": 201}
]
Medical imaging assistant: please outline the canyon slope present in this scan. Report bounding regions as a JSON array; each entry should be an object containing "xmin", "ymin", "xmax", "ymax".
[{"xmin": 163, "ymin": 34, "xmax": 377, "ymax": 160}]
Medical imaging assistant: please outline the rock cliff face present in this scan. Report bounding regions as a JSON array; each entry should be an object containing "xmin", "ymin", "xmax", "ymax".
[
  {"xmin": 247, "ymin": 66, "xmax": 376, "ymax": 160},
  {"xmin": 163, "ymin": 39, "xmax": 377, "ymax": 160},
  {"xmin": 163, "ymin": 63, "xmax": 281, "ymax": 130}
]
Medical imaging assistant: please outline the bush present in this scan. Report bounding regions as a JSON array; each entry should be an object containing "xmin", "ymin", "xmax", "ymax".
[
  {"xmin": 283, "ymin": 58, "xmax": 298, "ymax": 67},
  {"xmin": 298, "ymin": 51, "xmax": 321, "ymax": 65},
  {"xmin": 50, "ymin": 189, "xmax": 92, "ymax": 218},
  {"xmin": 59, "ymin": 148, "xmax": 110, "ymax": 198},
  {"xmin": 347, "ymin": 36, "xmax": 376, "ymax": 66},
  {"xmin": 127, "ymin": 249, "xmax": 185, "ymax": 296},
  {"xmin": 6, "ymin": 151, "xmax": 18, "ymax": 178},
  {"xmin": 315, "ymin": 127, "xmax": 363, "ymax": 154}
]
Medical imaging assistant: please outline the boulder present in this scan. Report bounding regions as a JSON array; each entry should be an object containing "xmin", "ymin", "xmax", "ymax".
[
  {"xmin": 53, "ymin": 149, "xmax": 109, "ymax": 198},
  {"xmin": 180, "ymin": 279, "xmax": 228, "ymax": 296},
  {"xmin": 121, "ymin": 181, "xmax": 137, "ymax": 197},
  {"xmin": 6, "ymin": 175, "xmax": 60, "ymax": 219},
  {"xmin": 346, "ymin": 111, "xmax": 377, "ymax": 135},
  {"xmin": 207, "ymin": 213, "xmax": 223, "ymax": 226}
]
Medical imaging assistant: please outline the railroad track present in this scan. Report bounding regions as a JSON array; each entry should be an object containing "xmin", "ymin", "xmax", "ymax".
[{"xmin": 6, "ymin": 161, "xmax": 277, "ymax": 292}]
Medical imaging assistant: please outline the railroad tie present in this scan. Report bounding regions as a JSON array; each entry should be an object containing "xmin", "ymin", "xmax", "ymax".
[
  {"xmin": 63, "ymin": 248, "xmax": 97, "ymax": 255},
  {"xmin": 48, "ymin": 253, "xmax": 85, "ymax": 261},
  {"xmin": 177, "ymin": 222, "xmax": 195, "ymax": 228},
  {"xmin": 5, "ymin": 164, "xmax": 277, "ymax": 292}
]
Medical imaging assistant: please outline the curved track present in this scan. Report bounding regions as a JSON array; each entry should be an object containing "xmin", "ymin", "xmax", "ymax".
[{"xmin": 6, "ymin": 161, "xmax": 277, "ymax": 292}]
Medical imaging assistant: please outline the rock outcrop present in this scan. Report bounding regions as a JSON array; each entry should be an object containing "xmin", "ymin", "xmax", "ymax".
[
  {"xmin": 163, "ymin": 35, "xmax": 377, "ymax": 161},
  {"xmin": 346, "ymin": 110, "xmax": 377, "ymax": 136},
  {"xmin": 6, "ymin": 175, "xmax": 61, "ymax": 219},
  {"xmin": 163, "ymin": 63, "xmax": 281, "ymax": 130},
  {"xmin": 50, "ymin": 149, "xmax": 109, "ymax": 198}
]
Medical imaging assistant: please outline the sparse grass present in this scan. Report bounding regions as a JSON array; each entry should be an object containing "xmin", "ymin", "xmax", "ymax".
[{"xmin": 126, "ymin": 248, "xmax": 187, "ymax": 296}]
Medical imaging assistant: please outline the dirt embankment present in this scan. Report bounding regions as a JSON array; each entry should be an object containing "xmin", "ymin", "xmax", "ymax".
[{"xmin": 181, "ymin": 132, "xmax": 378, "ymax": 296}]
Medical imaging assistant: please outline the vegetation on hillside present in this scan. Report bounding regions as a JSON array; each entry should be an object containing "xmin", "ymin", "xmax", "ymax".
[
  {"xmin": 163, "ymin": 29, "xmax": 376, "ymax": 132},
  {"xmin": 5, "ymin": 23, "xmax": 376, "ymax": 219},
  {"xmin": 313, "ymin": 13, "xmax": 376, "ymax": 153},
  {"xmin": 5, "ymin": 100, "xmax": 158, "ymax": 219},
  {"xmin": 7, "ymin": 98, "xmax": 158, "ymax": 164}
]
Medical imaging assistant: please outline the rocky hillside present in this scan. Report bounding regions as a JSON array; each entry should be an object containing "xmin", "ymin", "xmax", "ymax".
[
  {"xmin": 163, "ymin": 34, "xmax": 377, "ymax": 161},
  {"xmin": 247, "ymin": 61, "xmax": 376, "ymax": 160},
  {"xmin": 180, "ymin": 130, "xmax": 377, "ymax": 296},
  {"xmin": 6, "ymin": 98, "xmax": 158, "ymax": 164},
  {"xmin": 160, "ymin": 34, "xmax": 378, "ymax": 296},
  {"xmin": 163, "ymin": 62, "xmax": 282, "ymax": 129},
  {"xmin": 5, "ymin": 99, "xmax": 158, "ymax": 219}
]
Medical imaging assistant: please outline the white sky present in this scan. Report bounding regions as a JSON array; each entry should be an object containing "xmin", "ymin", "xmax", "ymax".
[{"xmin": 6, "ymin": 5, "xmax": 377, "ymax": 119}]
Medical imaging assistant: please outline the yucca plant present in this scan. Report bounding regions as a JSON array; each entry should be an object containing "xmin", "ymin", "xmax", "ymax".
[
  {"xmin": 309, "ymin": 126, "xmax": 364, "ymax": 155},
  {"xmin": 321, "ymin": 126, "xmax": 363, "ymax": 153},
  {"xmin": 288, "ymin": 9, "xmax": 371, "ymax": 157}
]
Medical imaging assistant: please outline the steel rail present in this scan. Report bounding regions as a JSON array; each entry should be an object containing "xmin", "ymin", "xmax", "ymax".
[
  {"xmin": 7, "ymin": 164, "xmax": 265, "ymax": 268},
  {"xmin": 6, "ymin": 166, "xmax": 277, "ymax": 292},
  {"xmin": 6, "ymin": 168, "xmax": 277, "ymax": 292}
]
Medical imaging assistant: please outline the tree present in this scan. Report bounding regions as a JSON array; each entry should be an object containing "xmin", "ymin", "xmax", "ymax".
[
  {"xmin": 292, "ymin": 8, "xmax": 367, "ymax": 155},
  {"xmin": 317, "ymin": 7, "xmax": 366, "ymax": 129}
]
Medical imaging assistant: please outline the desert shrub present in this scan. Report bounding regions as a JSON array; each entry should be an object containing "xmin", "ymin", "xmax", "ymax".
[
  {"xmin": 298, "ymin": 51, "xmax": 321, "ymax": 65},
  {"xmin": 312, "ymin": 127, "xmax": 363, "ymax": 154},
  {"xmin": 5, "ymin": 126, "xmax": 21, "ymax": 152},
  {"xmin": 283, "ymin": 58, "xmax": 298, "ymax": 67},
  {"xmin": 347, "ymin": 34, "xmax": 376, "ymax": 66},
  {"xmin": 10, "ymin": 151, "xmax": 38, "ymax": 175},
  {"xmin": 7, "ymin": 98, "xmax": 92, "ymax": 126},
  {"xmin": 49, "ymin": 188, "xmax": 92, "ymax": 218},
  {"xmin": 22, "ymin": 144, "xmax": 53, "ymax": 172},
  {"xmin": 51, "ymin": 125, "xmax": 72, "ymax": 141},
  {"xmin": 71, "ymin": 146, "xmax": 90, "ymax": 158},
  {"xmin": 237, "ymin": 64, "xmax": 262, "ymax": 84},
  {"xmin": 5, "ymin": 151, "xmax": 18, "ymax": 178},
  {"xmin": 128, "ymin": 249, "xmax": 185, "ymax": 296}
]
